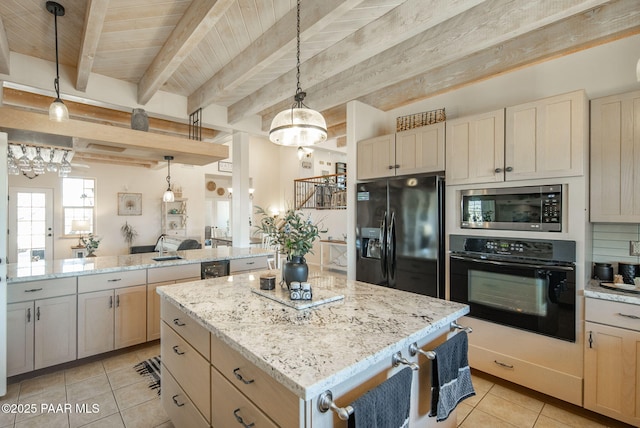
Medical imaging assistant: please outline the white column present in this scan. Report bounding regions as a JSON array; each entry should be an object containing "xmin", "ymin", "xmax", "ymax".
[
  {"xmin": 231, "ymin": 132, "xmax": 251, "ymax": 247},
  {"xmin": 0, "ymin": 132, "xmax": 8, "ymax": 395}
]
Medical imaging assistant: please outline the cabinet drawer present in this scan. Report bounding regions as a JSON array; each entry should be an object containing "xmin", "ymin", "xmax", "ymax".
[
  {"xmin": 161, "ymin": 322, "xmax": 210, "ymax": 421},
  {"xmin": 160, "ymin": 299, "xmax": 210, "ymax": 358},
  {"xmin": 78, "ymin": 269, "xmax": 146, "ymax": 293},
  {"xmin": 148, "ymin": 264, "xmax": 200, "ymax": 283},
  {"xmin": 8, "ymin": 277, "xmax": 76, "ymax": 303},
  {"xmin": 211, "ymin": 366, "xmax": 278, "ymax": 428},
  {"xmin": 230, "ymin": 256, "xmax": 268, "ymax": 273},
  {"xmin": 586, "ymin": 298, "xmax": 640, "ymax": 331},
  {"xmin": 210, "ymin": 334, "xmax": 299, "ymax": 427},
  {"xmin": 161, "ymin": 364, "xmax": 209, "ymax": 428}
]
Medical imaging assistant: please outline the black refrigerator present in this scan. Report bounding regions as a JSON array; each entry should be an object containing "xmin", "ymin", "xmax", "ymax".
[{"xmin": 355, "ymin": 175, "xmax": 445, "ymax": 298}]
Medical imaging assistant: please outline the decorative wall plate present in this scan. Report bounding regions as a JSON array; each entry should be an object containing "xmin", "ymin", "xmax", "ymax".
[
  {"xmin": 217, "ymin": 187, "xmax": 225, "ymax": 196},
  {"xmin": 207, "ymin": 180, "xmax": 216, "ymax": 191}
]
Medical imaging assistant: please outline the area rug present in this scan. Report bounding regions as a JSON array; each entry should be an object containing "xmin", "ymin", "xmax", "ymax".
[{"xmin": 134, "ymin": 355, "xmax": 161, "ymax": 395}]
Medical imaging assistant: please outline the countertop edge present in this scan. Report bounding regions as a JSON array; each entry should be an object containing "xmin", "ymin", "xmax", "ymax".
[{"xmin": 585, "ymin": 279, "xmax": 640, "ymax": 305}]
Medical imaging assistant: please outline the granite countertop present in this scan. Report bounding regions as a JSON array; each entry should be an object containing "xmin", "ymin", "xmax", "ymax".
[
  {"xmin": 157, "ymin": 270, "xmax": 469, "ymax": 400},
  {"xmin": 584, "ymin": 279, "xmax": 640, "ymax": 305},
  {"xmin": 7, "ymin": 247, "xmax": 273, "ymax": 283}
]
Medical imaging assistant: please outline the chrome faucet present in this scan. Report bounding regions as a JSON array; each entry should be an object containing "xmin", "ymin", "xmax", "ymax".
[{"xmin": 158, "ymin": 235, "xmax": 165, "ymax": 257}]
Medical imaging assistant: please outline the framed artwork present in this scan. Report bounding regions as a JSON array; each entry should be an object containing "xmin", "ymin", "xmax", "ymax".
[
  {"xmin": 118, "ymin": 193, "xmax": 142, "ymax": 216},
  {"xmin": 218, "ymin": 161, "xmax": 233, "ymax": 172}
]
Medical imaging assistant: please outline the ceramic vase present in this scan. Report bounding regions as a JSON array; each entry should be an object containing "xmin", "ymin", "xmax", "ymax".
[
  {"xmin": 283, "ymin": 255, "xmax": 308, "ymax": 286},
  {"xmin": 131, "ymin": 108, "xmax": 149, "ymax": 131}
]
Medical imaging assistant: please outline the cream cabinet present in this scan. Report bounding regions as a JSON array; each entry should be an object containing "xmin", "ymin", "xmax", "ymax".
[
  {"xmin": 7, "ymin": 277, "xmax": 77, "ymax": 377},
  {"xmin": 162, "ymin": 198, "xmax": 188, "ymax": 237},
  {"xmin": 590, "ymin": 89, "xmax": 640, "ymax": 222},
  {"xmin": 584, "ymin": 298, "xmax": 640, "ymax": 426},
  {"xmin": 77, "ymin": 269, "xmax": 147, "ymax": 358},
  {"xmin": 504, "ymin": 89, "xmax": 587, "ymax": 181},
  {"xmin": 229, "ymin": 255, "xmax": 269, "ymax": 273},
  {"xmin": 445, "ymin": 109, "xmax": 505, "ymax": 185},
  {"xmin": 147, "ymin": 264, "xmax": 200, "ymax": 341},
  {"xmin": 357, "ymin": 122, "xmax": 445, "ymax": 180}
]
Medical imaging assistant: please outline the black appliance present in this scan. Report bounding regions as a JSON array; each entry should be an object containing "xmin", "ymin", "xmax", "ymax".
[
  {"xmin": 461, "ymin": 184, "xmax": 562, "ymax": 232},
  {"xmin": 201, "ymin": 260, "xmax": 229, "ymax": 279},
  {"xmin": 449, "ymin": 235, "xmax": 576, "ymax": 342},
  {"xmin": 356, "ymin": 175, "xmax": 444, "ymax": 298}
]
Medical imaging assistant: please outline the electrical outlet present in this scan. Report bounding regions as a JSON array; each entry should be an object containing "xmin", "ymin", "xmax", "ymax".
[{"xmin": 631, "ymin": 241, "xmax": 640, "ymax": 256}]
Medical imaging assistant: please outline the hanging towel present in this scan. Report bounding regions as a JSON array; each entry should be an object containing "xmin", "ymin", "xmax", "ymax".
[
  {"xmin": 429, "ymin": 331, "xmax": 475, "ymax": 422},
  {"xmin": 348, "ymin": 366, "xmax": 413, "ymax": 428}
]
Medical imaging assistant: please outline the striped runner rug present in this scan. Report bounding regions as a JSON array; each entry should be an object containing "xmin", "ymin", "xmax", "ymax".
[{"xmin": 134, "ymin": 355, "xmax": 161, "ymax": 395}]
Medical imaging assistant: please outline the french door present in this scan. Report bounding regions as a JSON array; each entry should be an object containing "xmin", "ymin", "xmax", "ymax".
[{"xmin": 8, "ymin": 187, "xmax": 54, "ymax": 263}]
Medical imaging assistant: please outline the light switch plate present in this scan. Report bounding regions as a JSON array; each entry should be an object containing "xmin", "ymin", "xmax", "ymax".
[{"xmin": 631, "ymin": 241, "xmax": 640, "ymax": 256}]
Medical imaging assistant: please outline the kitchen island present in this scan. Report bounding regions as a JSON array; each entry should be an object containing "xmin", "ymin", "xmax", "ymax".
[{"xmin": 157, "ymin": 270, "xmax": 469, "ymax": 427}]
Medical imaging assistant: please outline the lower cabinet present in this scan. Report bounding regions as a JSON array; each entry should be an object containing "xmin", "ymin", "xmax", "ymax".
[
  {"xmin": 77, "ymin": 285, "xmax": 147, "ymax": 358},
  {"xmin": 7, "ymin": 295, "xmax": 77, "ymax": 376},
  {"xmin": 584, "ymin": 298, "xmax": 640, "ymax": 426},
  {"xmin": 230, "ymin": 256, "xmax": 269, "ymax": 273}
]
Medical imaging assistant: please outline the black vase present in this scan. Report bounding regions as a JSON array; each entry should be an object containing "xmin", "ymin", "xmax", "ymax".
[{"xmin": 283, "ymin": 255, "xmax": 308, "ymax": 286}]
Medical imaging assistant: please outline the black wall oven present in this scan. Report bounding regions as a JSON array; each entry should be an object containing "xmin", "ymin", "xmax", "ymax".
[{"xmin": 450, "ymin": 235, "xmax": 576, "ymax": 342}]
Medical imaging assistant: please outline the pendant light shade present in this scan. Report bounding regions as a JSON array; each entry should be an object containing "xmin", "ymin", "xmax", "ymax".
[
  {"xmin": 46, "ymin": 1, "xmax": 69, "ymax": 122},
  {"xmin": 163, "ymin": 156, "xmax": 175, "ymax": 202},
  {"xmin": 269, "ymin": 0, "xmax": 326, "ymax": 147}
]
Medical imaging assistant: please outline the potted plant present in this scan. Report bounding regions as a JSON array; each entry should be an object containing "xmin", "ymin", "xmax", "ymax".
[
  {"xmin": 81, "ymin": 234, "xmax": 102, "ymax": 257},
  {"xmin": 254, "ymin": 206, "xmax": 326, "ymax": 285}
]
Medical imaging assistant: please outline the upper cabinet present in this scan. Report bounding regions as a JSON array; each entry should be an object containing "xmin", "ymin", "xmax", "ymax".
[
  {"xmin": 446, "ymin": 109, "xmax": 505, "ymax": 185},
  {"xmin": 505, "ymin": 89, "xmax": 588, "ymax": 181},
  {"xmin": 590, "ymin": 89, "xmax": 640, "ymax": 222},
  {"xmin": 445, "ymin": 91, "xmax": 587, "ymax": 185},
  {"xmin": 357, "ymin": 122, "xmax": 445, "ymax": 180}
]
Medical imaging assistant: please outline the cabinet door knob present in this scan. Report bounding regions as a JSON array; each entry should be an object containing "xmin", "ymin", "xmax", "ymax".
[
  {"xmin": 505, "ymin": 166, "xmax": 513, "ymax": 172},
  {"xmin": 494, "ymin": 168, "xmax": 503, "ymax": 173},
  {"xmin": 388, "ymin": 165, "xmax": 394, "ymax": 170}
]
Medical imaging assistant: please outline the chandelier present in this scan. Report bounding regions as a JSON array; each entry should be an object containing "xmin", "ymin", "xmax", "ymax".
[
  {"xmin": 7, "ymin": 144, "xmax": 73, "ymax": 178},
  {"xmin": 268, "ymin": 0, "xmax": 327, "ymax": 147}
]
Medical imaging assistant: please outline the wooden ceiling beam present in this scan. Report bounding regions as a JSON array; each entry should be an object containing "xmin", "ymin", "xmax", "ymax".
[
  {"xmin": 230, "ymin": 0, "xmax": 487, "ymax": 125},
  {"xmin": 76, "ymin": 0, "xmax": 109, "ymax": 92},
  {"xmin": 2, "ymin": 87, "xmax": 220, "ymax": 140},
  {"xmin": 137, "ymin": 0, "xmax": 235, "ymax": 106},
  {"xmin": 0, "ymin": 15, "xmax": 9, "ymax": 74},
  {"xmin": 187, "ymin": 0, "xmax": 364, "ymax": 114},
  {"xmin": 359, "ymin": 0, "xmax": 640, "ymax": 112},
  {"xmin": 251, "ymin": 0, "xmax": 610, "ymax": 126}
]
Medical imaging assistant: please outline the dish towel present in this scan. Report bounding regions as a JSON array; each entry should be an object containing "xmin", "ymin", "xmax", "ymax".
[
  {"xmin": 348, "ymin": 366, "xmax": 412, "ymax": 428},
  {"xmin": 429, "ymin": 331, "xmax": 476, "ymax": 422}
]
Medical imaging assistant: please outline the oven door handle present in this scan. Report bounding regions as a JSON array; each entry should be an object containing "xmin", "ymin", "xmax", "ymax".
[{"xmin": 449, "ymin": 255, "xmax": 575, "ymax": 272}]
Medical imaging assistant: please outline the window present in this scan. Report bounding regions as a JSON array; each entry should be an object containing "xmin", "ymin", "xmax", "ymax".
[{"xmin": 63, "ymin": 177, "xmax": 95, "ymax": 236}]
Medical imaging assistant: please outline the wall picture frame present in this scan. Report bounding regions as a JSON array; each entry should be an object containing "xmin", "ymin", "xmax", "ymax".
[{"xmin": 118, "ymin": 193, "xmax": 142, "ymax": 216}]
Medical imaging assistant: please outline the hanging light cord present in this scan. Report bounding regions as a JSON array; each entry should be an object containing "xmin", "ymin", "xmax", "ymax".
[
  {"xmin": 166, "ymin": 158, "xmax": 171, "ymax": 189},
  {"xmin": 293, "ymin": 0, "xmax": 305, "ymax": 107},
  {"xmin": 53, "ymin": 4, "xmax": 61, "ymax": 100}
]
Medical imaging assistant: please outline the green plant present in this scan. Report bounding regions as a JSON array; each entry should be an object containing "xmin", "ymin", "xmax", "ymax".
[
  {"xmin": 120, "ymin": 222, "xmax": 138, "ymax": 247},
  {"xmin": 81, "ymin": 234, "xmax": 101, "ymax": 254},
  {"xmin": 254, "ymin": 206, "xmax": 326, "ymax": 258}
]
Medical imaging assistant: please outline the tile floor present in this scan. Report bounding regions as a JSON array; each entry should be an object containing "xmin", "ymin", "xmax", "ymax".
[{"xmin": 0, "ymin": 342, "xmax": 634, "ymax": 428}]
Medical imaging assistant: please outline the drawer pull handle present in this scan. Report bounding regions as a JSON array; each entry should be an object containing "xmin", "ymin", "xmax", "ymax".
[
  {"xmin": 172, "ymin": 345, "xmax": 185, "ymax": 355},
  {"xmin": 172, "ymin": 394, "xmax": 185, "ymax": 407},
  {"xmin": 233, "ymin": 368, "xmax": 255, "ymax": 384},
  {"xmin": 233, "ymin": 408, "xmax": 255, "ymax": 428},
  {"xmin": 173, "ymin": 318, "xmax": 186, "ymax": 327},
  {"xmin": 107, "ymin": 278, "xmax": 122, "ymax": 282},
  {"xmin": 617, "ymin": 312, "xmax": 640, "ymax": 320},
  {"xmin": 494, "ymin": 360, "xmax": 514, "ymax": 369},
  {"xmin": 24, "ymin": 288, "xmax": 43, "ymax": 293},
  {"xmin": 246, "ymin": 262, "xmax": 255, "ymax": 265}
]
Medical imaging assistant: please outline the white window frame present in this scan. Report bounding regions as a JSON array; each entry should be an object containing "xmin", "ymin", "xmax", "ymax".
[{"xmin": 62, "ymin": 177, "xmax": 96, "ymax": 238}]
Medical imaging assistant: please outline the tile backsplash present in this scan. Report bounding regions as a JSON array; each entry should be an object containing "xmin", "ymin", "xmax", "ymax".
[{"xmin": 592, "ymin": 223, "xmax": 640, "ymax": 265}]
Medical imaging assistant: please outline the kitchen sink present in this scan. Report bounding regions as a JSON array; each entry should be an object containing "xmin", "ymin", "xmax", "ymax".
[{"xmin": 152, "ymin": 255, "xmax": 183, "ymax": 261}]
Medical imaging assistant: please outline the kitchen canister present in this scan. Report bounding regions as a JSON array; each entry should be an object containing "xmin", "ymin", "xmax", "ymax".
[
  {"xmin": 593, "ymin": 263, "xmax": 613, "ymax": 281},
  {"xmin": 259, "ymin": 274, "xmax": 276, "ymax": 290},
  {"xmin": 618, "ymin": 263, "xmax": 640, "ymax": 285}
]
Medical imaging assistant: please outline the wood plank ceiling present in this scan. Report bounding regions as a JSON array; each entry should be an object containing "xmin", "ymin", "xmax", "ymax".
[{"xmin": 0, "ymin": 0, "xmax": 638, "ymax": 157}]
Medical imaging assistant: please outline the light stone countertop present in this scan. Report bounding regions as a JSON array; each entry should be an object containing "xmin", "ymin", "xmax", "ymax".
[
  {"xmin": 157, "ymin": 270, "xmax": 469, "ymax": 400},
  {"xmin": 7, "ymin": 247, "xmax": 273, "ymax": 283},
  {"xmin": 584, "ymin": 279, "xmax": 640, "ymax": 305}
]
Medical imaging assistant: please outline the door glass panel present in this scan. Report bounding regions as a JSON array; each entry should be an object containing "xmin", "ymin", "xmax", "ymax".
[
  {"xmin": 10, "ymin": 188, "xmax": 54, "ymax": 263},
  {"xmin": 468, "ymin": 269, "xmax": 547, "ymax": 316}
]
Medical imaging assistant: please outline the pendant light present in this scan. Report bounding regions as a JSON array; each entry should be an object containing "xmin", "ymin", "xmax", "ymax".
[
  {"xmin": 46, "ymin": 1, "xmax": 69, "ymax": 122},
  {"xmin": 269, "ymin": 0, "xmax": 327, "ymax": 147},
  {"xmin": 163, "ymin": 156, "xmax": 175, "ymax": 202}
]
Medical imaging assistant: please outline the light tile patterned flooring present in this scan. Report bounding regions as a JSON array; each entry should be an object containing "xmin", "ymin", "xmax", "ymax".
[{"xmin": 0, "ymin": 342, "xmax": 634, "ymax": 428}]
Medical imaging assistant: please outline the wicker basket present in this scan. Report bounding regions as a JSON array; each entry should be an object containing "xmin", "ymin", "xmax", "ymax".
[{"xmin": 396, "ymin": 108, "xmax": 445, "ymax": 132}]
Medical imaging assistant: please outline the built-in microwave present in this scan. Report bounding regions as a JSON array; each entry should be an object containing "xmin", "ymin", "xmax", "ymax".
[{"xmin": 460, "ymin": 185, "xmax": 562, "ymax": 232}]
